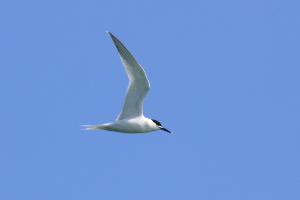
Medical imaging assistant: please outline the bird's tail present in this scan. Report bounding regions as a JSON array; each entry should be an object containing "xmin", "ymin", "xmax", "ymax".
[{"xmin": 81, "ymin": 124, "xmax": 109, "ymax": 130}]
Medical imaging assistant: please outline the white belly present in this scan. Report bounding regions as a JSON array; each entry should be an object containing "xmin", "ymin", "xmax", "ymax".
[{"xmin": 108, "ymin": 117, "xmax": 159, "ymax": 133}]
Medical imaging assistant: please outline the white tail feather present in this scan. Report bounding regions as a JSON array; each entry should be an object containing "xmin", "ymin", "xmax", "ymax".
[{"xmin": 81, "ymin": 124, "xmax": 109, "ymax": 130}]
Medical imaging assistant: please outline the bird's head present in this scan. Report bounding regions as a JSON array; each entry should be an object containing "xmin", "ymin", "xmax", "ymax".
[{"xmin": 151, "ymin": 119, "xmax": 173, "ymax": 134}]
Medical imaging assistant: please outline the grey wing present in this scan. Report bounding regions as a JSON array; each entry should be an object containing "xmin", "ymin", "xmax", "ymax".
[{"xmin": 107, "ymin": 31, "xmax": 150, "ymax": 120}]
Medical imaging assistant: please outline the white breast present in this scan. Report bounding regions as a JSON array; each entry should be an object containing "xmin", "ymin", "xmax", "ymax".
[{"xmin": 108, "ymin": 117, "xmax": 159, "ymax": 133}]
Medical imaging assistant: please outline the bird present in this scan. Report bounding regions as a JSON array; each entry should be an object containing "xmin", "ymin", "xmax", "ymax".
[{"xmin": 82, "ymin": 31, "xmax": 172, "ymax": 134}]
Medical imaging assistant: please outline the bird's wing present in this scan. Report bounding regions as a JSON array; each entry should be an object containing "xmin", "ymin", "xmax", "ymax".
[{"xmin": 107, "ymin": 31, "xmax": 150, "ymax": 120}]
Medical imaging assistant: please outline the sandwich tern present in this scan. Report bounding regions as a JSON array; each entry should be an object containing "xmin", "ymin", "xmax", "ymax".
[{"xmin": 82, "ymin": 31, "xmax": 172, "ymax": 134}]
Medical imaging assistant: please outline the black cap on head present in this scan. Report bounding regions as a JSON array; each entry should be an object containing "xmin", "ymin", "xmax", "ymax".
[
  {"xmin": 151, "ymin": 119, "xmax": 162, "ymax": 126},
  {"xmin": 151, "ymin": 119, "xmax": 172, "ymax": 134}
]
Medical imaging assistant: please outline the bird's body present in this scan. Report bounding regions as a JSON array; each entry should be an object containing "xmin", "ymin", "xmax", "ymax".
[
  {"xmin": 82, "ymin": 31, "xmax": 172, "ymax": 134},
  {"xmin": 84, "ymin": 117, "xmax": 160, "ymax": 133}
]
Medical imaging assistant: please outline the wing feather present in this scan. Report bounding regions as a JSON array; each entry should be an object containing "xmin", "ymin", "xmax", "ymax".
[{"xmin": 107, "ymin": 31, "xmax": 150, "ymax": 120}]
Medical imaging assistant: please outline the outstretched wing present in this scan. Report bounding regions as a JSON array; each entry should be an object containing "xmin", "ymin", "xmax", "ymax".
[{"xmin": 107, "ymin": 31, "xmax": 150, "ymax": 120}]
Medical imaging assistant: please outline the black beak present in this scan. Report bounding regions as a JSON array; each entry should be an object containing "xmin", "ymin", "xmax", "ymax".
[{"xmin": 160, "ymin": 126, "xmax": 173, "ymax": 134}]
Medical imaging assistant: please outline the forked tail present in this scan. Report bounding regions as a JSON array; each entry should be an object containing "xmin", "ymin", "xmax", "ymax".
[{"xmin": 81, "ymin": 124, "xmax": 109, "ymax": 130}]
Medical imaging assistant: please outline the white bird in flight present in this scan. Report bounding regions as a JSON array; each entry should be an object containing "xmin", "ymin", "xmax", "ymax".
[{"xmin": 82, "ymin": 31, "xmax": 172, "ymax": 134}]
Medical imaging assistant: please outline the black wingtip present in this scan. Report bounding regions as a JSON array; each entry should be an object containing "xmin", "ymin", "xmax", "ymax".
[{"xmin": 106, "ymin": 31, "xmax": 117, "ymax": 40}]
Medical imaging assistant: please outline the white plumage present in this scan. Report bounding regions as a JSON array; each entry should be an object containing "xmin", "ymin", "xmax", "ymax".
[{"xmin": 82, "ymin": 31, "xmax": 172, "ymax": 134}]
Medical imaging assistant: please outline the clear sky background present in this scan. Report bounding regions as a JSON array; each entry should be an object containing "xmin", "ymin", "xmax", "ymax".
[{"xmin": 1, "ymin": 1, "xmax": 299, "ymax": 199}]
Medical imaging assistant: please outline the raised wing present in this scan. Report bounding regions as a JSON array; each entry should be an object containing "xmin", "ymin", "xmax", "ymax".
[{"xmin": 107, "ymin": 31, "xmax": 150, "ymax": 120}]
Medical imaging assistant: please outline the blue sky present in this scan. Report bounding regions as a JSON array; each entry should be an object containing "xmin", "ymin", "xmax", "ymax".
[{"xmin": 1, "ymin": 0, "xmax": 299, "ymax": 199}]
